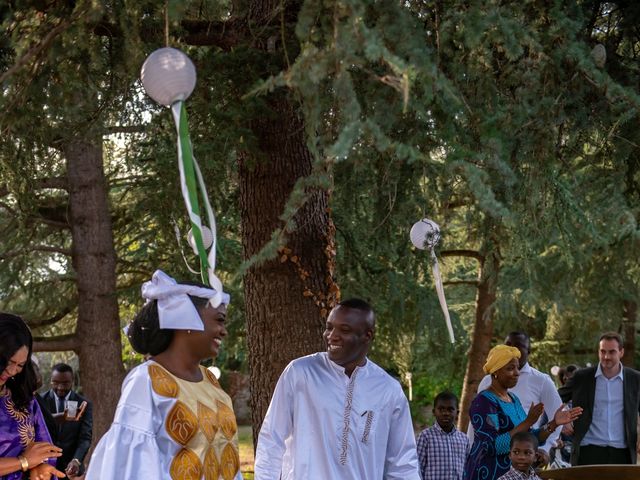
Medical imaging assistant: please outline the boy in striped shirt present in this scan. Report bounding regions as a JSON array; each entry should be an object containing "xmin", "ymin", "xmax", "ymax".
[
  {"xmin": 498, "ymin": 432, "xmax": 542, "ymax": 479},
  {"xmin": 416, "ymin": 391, "xmax": 469, "ymax": 479}
]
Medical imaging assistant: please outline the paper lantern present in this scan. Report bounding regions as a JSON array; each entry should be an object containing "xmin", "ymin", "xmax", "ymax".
[
  {"xmin": 410, "ymin": 217, "xmax": 454, "ymax": 342},
  {"xmin": 410, "ymin": 218, "xmax": 441, "ymax": 250},
  {"xmin": 140, "ymin": 48, "xmax": 196, "ymax": 107},
  {"xmin": 187, "ymin": 226, "xmax": 213, "ymax": 254}
]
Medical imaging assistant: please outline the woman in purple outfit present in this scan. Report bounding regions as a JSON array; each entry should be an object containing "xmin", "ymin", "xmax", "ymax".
[{"xmin": 0, "ymin": 313, "xmax": 64, "ymax": 480}]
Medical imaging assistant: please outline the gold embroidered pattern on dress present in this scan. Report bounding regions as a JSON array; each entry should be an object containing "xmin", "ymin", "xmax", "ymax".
[
  {"xmin": 220, "ymin": 443, "xmax": 240, "ymax": 480},
  {"xmin": 17, "ymin": 422, "xmax": 35, "ymax": 447},
  {"xmin": 197, "ymin": 401, "xmax": 218, "ymax": 443},
  {"xmin": 4, "ymin": 396, "xmax": 33, "ymax": 447},
  {"xmin": 203, "ymin": 445, "xmax": 220, "ymax": 480},
  {"xmin": 216, "ymin": 400, "xmax": 237, "ymax": 440},
  {"xmin": 205, "ymin": 369, "xmax": 220, "ymax": 388},
  {"xmin": 166, "ymin": 401, "xmax": 198, "ymax": 445},
  {"xmin": 149, "ymin": 364, "xmax": 180, "ymax": 398},
  {"xmin": 170, "ymin": 448, "xmax": 202, "ymax": 480}
]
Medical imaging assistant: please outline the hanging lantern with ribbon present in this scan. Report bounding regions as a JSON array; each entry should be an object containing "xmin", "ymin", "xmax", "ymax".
[
  {"xmin": 140, "ymin": 47, "xmax": 221, "ymax": 292},
  {"xmin": 410, "ymin": 218, "xmax": 455, "ymax": 343}
]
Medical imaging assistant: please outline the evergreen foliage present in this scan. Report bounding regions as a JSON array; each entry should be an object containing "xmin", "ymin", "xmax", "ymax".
[{"xmin": 0, "ymin": 0, "xmax": 638, "ymax": 398}]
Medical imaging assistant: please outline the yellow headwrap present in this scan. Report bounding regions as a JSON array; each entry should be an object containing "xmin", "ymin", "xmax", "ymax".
[{"xmin": 483, "ymin": 345, "xmax": 521, "ymax": 374}]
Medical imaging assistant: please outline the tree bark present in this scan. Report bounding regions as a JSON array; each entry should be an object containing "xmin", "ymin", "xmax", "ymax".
[
  {"xmin": 240, "ymin": 94, "xmax": 338, "ymax": 448},
  {"xmin": 622, "ymin": 299, "xmax": 637, "ymax": 367},
  {"xmin": 64, "ymin": 137, "xmax": 125, "ymax": 444},
  {"xmin": 457, "ymin": 244, "xmax": 500, "ymax": 432}
]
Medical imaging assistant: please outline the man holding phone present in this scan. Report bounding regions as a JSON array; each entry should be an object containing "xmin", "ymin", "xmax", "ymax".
[{"xmin": 42, "ymin": 363, "xmax": 93, "ymax": 478}]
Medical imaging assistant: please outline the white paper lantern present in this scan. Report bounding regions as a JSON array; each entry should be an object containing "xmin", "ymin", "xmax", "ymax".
[
  {"xmin": 187, "ymin": 226, "xmax": 214, "ymax": 254},
  {"xmin": 410, "ymin": 218, "xmax": 441, "ymax": 250},
  {"xmin": 140, "ymin": 48, "xmax": 196, "ymax": 107}
]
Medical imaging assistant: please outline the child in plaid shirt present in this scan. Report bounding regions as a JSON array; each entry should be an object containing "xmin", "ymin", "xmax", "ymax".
[
  {"xmin": 417, "ymin": 391, "xmax": 469, "ymax": 480},
  {"xmin": 498, "ymin": 432, "xmax": 542, "ymax": 479}
]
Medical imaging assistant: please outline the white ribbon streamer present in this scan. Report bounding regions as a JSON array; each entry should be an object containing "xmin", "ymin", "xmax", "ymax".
[
  {"xmin": 141, "ymin": 270, "xmax": 230, "ymax": 331},
  {"xmin": 431, "ymin": 251, "xmax": 455, "ymax": 343}
]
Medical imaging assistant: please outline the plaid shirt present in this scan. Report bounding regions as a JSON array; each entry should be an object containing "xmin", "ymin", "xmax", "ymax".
[
  {"xmin": 416, "ymin": 421, "xmax": 469, "ymax": 480},
  {"xmin": 497, "ymin": 466, "xmax": 541, "ymax": 479}
]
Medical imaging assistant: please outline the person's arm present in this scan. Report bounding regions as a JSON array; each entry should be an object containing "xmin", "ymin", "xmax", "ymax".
[
  {"xmin": 254, "ymin": 364, "xmax": 296, "ymax": 480},
  {"xmin": 467, "ymin": 375, "xmax": 492, "ymax": 444},
  {"xmin": 85, "ymin": 365, "xmax": 164, "ymax": 480},
  {"xmin": 536, "ymin": 405, "xmax": 583, "ymax": 445},
  {"xmin": 32, "ymin": 397, "xmax": 58, "ymax": 469},
  {"xmin": 0, "ymin": 458, "xmax": 25, "ymax": 476},
  {"xmin": 383, "ymin": 389, "xmax": 421, "ymax": 480},
  {"xmin": 72, "ymin": 399, "xmax": 92, "ymax": 463},
  {"xmin": 471, "ymin": 394, "xmax": 539, "ymax": 457},
  {"xmin": 416, "ymin": 430, "xmax": 428, "ymax": 479},
  {"xmin": 538, "ymin": 376, "xmax": 563, "ymax": 452}
]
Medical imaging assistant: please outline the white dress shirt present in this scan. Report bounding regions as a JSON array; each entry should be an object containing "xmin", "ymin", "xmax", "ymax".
[
  {"xmin": 468, "ymin": 363, "xmax": 563, "ymax": 453},
  {"xmin": 254, "ymin": 352, "xmax": 421, "ymax": 480},
  {"xmin": 581, "ymin": 362, "xmax": 626, "ymax": 448}
]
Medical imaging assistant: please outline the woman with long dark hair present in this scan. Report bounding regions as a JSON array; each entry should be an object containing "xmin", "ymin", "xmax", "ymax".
[
  {"xmin": 0, "ymin": 313, "xmax": 65, "ymax": 480},
  {"xmin": 86, "ymin": 270, "xmax": 243, "ymax": 480}
]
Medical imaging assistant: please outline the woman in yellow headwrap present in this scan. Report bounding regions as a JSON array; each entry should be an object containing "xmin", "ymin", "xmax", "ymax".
[{"xmin": 463, "ymin": 345, "xmax": 582, "ymax": 480}]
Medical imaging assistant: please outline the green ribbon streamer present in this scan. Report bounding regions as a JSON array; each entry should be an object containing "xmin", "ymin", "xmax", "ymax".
[{"xmin": 172, "ymin": 101, "xmax": 209, "ymax": 285}]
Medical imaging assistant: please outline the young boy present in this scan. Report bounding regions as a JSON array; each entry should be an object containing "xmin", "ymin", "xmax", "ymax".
[
  {"xmin": 416, "ymin": 391, "xmax": 469, "ymax": 480},
  {"xmin": 498, "ymin": 431, "xmax": 542, "ymax": 479}
]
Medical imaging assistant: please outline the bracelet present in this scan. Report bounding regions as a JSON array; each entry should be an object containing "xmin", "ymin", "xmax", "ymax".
[
  {"xmin": 545, "ymin": 422, "xmax": 557, "ymax": 433},
  {"xmin": 17, "ymin": 455, "xmax": 29, "ymax": 472}
]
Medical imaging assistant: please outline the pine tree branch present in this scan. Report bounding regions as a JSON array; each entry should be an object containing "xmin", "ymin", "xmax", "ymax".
[
  {"xmin": 0, "ymin": 176, "xmax": 67, "ymax": 198},
  {"xmin": 93, "ymin": 18, "xmax": 247, "ymax": 50},
  {"xmin": 440, "ymin": 249, "xmax": 484, "ymax": 263},
  {"xmin": 105, "ymin": 125, "xmax": 147, "ymax": 135},
  {"xmin": 443, "ymin": 280, "xmax": 479, "ymax": 287},
  {"xmin": 0, "ymin": 17, "xmax": 75, "ymax": 85},
  {"xmin": 27, "ymin": 307, "xmax": 74, "ymax": 328},
  {"xmin": 32, "ymin": 334, "xmax": 79, "ymax": 352},
  {"xmin": 0, "ymin": 245, "xmax": 72, "ymax": 260}
]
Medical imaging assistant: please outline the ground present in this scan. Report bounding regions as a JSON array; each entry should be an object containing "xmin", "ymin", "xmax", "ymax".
[{"xmin": 239, "ymin": 425, "xmax": 255, "ymax": 479}]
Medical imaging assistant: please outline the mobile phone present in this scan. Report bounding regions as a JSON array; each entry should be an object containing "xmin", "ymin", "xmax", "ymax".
[{"xmin": 66, "ymin": 400, "xmax": 78, "ymax": 417}]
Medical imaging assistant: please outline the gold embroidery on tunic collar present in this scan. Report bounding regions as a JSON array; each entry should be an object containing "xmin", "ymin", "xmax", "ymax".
[
  {"xmin": 149, "ymin": 364, "xmax": 180, "ymax": 398},
  {"xmin": 205, "ymin": 369, "xmax": 221, "ymax": 388}
]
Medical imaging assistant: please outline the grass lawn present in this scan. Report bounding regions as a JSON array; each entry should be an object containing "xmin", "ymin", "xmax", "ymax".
[{"xmin": 238, "ymin": 425, "xmax": 255, "ymax": 480}]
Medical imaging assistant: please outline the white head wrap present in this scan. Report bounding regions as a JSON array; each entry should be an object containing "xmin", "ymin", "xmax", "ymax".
[{"xmin": 141, "ymin": 270, "xmax": 230, "ymax": 331}]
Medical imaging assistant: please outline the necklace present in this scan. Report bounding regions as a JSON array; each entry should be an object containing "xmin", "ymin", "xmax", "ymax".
[{"xmin": 489, "ymin": 386, "xmax": 511, "ymax": 402}]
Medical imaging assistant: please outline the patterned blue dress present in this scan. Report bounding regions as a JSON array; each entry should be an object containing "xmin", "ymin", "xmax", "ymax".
[{"xmin": 463, "ymin": 390, "xmax": 540, "ymax": 480}]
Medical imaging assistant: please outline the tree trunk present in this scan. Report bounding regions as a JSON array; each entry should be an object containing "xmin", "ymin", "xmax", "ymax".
[
  {"xmin": 458, "ymin": 246, "xmax": 500, "ymax": 432},
  {"xmin": 64, "ymin": 137, "xmax": 125, "ymax": 444},
  {"xmin": 240, "ymin": 94, "xmax": 338, "ymax": 448},
  {"xmin": 622, "ymin": 299, "xmax": 637, "ymax": 368}
]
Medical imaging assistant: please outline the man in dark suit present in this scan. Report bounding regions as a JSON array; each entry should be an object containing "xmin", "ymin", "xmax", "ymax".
[
  {"xmin": 42, "ymin": 363, "xmax": 93, "ymax": 478},
  {"xmin": 559, "ymin": 332, "xmax": 640, "ymax": 465}
]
